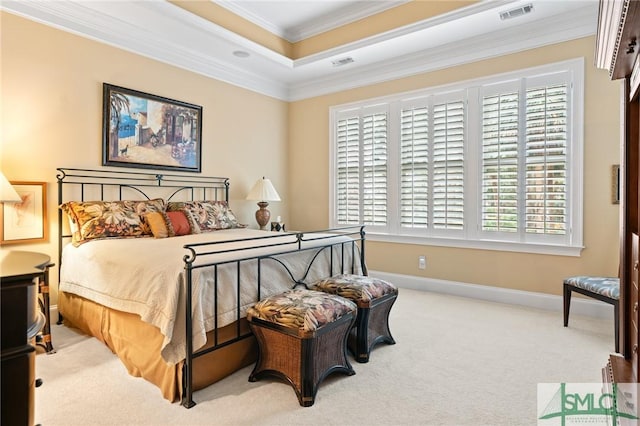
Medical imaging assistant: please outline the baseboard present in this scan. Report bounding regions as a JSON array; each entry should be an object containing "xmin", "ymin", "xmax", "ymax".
[{"xmin": 368, "ymin": 270, "xmax": 614, "ymax": 319}]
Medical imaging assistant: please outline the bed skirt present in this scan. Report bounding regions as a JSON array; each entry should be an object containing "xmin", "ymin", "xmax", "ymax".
[{"xmin": 59, "ymin": 291, "xmax": 258, "ymax": 402}]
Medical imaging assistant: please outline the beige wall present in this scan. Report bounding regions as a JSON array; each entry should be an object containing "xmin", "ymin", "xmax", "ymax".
[
  {"xmin": 0, "ymin": 11, "xmax": 623, "ymax": 303},
  {"xmin": 0, "ymin": 12, "xmax": 290, "ymax": 304},
  {"xmin": 288, "ymin": 36, "xmax": 622, "ymax": 296}
]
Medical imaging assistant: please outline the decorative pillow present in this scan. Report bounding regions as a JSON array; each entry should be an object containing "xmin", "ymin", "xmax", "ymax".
[
  {"xmin": 144, "ymin": 210, "xmax": 195, "ymax": 238},
  {"xmin": 60, "ymin": 207, "xmax": 82, "ymax": 243},
  {"xmin": 145, "ymin": 211, "xmax": 172, "ymax": 238},
  {"xmin": 167, "ymin": 201, "xmax": 246, "ymax": 232},
  {"xmin": 60, "ymin": 199, "xmax": 166, "ymax": 245},
  {"xmin": 166, "ymin": 211, "xmax": 192, "ymax": 236},
  {"xmin": 215, "ymin": 203, "xmax": 246, "ymax": 230}
]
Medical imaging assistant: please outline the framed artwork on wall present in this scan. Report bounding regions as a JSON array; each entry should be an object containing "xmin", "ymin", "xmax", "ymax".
[
  {"xmin": 612, "ymin": 164, "xmax": 620, "ymax": 204},
  {"xmin": 102, "ymin": 83, "xmax": 203, "ymax": 173},
  {"xmin": 1, "ymin": 181, "xmax": 47, "ymax": 245}
]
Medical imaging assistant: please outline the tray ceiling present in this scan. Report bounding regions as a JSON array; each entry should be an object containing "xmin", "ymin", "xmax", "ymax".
[{"xmin": 1, "ymin": 0, "xmax": 599, "ymax": 101}]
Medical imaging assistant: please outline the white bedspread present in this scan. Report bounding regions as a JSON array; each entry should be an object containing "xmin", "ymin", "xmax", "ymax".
[{"xmin": 60, "ymin": 228, "xmax": 361, "ymax": 363}]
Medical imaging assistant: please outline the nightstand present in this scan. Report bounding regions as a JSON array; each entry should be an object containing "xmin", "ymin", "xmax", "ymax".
[
  {"xmin": 35, "ymin": 259, "xmax": 55, "ymax": 354},
  {"xmin": 1, "ymin": 250, "xmax": 53, "ymax": 426}
]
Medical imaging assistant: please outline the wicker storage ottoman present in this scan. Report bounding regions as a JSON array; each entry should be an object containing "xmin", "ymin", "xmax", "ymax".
[
  {"xmin": 247, "ymin": 289, "xmax": 357, "ymax": 407},
  {"xmin": 312, "ymin": 274, "xmax": 397, "ymax": 363}
]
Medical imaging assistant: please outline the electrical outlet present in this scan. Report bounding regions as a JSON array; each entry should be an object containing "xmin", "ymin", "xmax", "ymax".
[{"xmin": 418, "ymin": 255, "xmax": 426, "ymax": 269}]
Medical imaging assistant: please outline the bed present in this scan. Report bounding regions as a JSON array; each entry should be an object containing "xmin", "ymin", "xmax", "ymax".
[{"xmin": 56, "ymin": 168, "xmax": 366, "ymax": 408}]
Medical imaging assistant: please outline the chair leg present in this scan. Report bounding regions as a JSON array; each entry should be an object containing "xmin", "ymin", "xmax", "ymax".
[
  {"xmin": 614, "ymin": 300, "xmax": 620, "ymax": 353},
  {"xmin": 563, "ymin": 283, "xmax": 571, "ymax": 327}
]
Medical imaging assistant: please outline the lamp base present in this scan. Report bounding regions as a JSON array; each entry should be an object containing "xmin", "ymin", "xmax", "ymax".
[{"xmin": 255, "ymin": 201, "xmax": 270, "ymax": 230}]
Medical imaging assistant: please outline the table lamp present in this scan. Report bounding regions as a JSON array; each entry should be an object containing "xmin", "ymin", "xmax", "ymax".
[{"xmin": 246, "ymin": 177, "xmax": 280, "ymax": 230}]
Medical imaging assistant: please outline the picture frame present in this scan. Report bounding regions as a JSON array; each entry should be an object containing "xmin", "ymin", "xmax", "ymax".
[
  {"xmin": 612, "ymin": 164, "xmax": 620, "ymax": 204},
  {"xmin": 102, "ymin": 83, "xmax": 203, "ymax": 173},
  {"xmin": 1, "ymin": 181, "xmax": 47, "ymax": 245}
]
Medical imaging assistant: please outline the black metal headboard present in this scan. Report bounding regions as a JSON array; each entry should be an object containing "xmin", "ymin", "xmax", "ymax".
[{"xmin": 56, "ymin": 167, "xmax": 230, "ymax": 276}]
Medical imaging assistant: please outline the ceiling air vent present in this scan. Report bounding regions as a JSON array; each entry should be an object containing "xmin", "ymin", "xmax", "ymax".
[
  {"xmin": 499, "ymin": 3, "xmax": 534, "ymax": 20},
  {"xmin": 332, "ymin": 57, "xmax": 354, "ymax": 67}
]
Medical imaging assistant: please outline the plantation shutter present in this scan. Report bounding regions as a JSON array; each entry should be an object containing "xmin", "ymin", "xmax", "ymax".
[
  {"xmin": 362, "ymin": 112, "xmax": 388, "ymax": 226},
  {"xmin": 432, "ymin": 99, "xmax": 465, "ymax": 230},
  {"xmin": 336, "ymin": 115, "xmax": 360, "ymax": 224},
  {"xmin": 335, "ymin": 109, "xmax": 388, "ymax": 226},
  {"xmin": 400, "ymin": 105, "xmax": 429, "ymax": 228},
  {"xmin": 480, "ymin": 78, "xmax": 569, "ymax": 238},
  {"xmin": 481, "ymin": 91, "xmax": 519, "ymax": 232},
  {"xmin": 525, "ymin": 83, "xmax": 568, "ymax": 235},
  {"xmin": 331, "ymin": 60, "xmax": 580, "ymax": 252}
]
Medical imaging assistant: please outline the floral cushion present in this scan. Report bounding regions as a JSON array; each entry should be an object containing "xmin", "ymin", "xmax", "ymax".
[
  {"xmin": 564, "ymin": 276, "xmax": 620, "ymax": 299},
  {"xmin": 247, "ymin": 289, "xmax": 356, "ymax": 336},
  {"xmin": 166, "ymin": 201, "xmax": 246, "ymax": 232},
  {"xmin": 60, "ymin": 199, "xmax": 166, "ymax": 245},
  {"xmin": 312, "ymin": 274, "xmax": 398, "ymax": 308}
]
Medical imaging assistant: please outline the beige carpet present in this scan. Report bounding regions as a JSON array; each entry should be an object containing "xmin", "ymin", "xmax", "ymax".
[{"xmin": 35, "ymin": 288, "xmax": 612, "ymax": 425}]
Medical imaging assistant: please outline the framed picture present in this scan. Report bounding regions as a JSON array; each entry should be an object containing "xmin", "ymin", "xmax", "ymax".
[
  {"xmin": 612, "ymin": 164, "xmax": 620, "ymax": 204},
  {"xmin": 1, "ymin": 181, "xmax": 47, "ymax": 245},
  {"xmin": 102, "ymin": 83, "xmax": 203, "ymax": 173}
]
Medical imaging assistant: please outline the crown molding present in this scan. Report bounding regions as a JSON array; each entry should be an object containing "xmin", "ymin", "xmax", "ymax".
[
  {"xmin": 1, "ymin": 0, "xmax": 598, "ymax": 102},
  {"xmin": 287, "ymin": 6, "xmax": 598, "ymax": 101},
  {"xmin": 214, "ymin": 0, "xmax": 286, "ymax": 39},
  {"xmin": 215, "ymin": 0, "xmax": 409, "ymax": 43},
  {"xmin": 1, "ymin": 0, "xmax": 291, "ymax": 99},
  {"xmin": 284, "ymin": 1, "xmax": 409, "ymax": 43},
  {"xmin": 291, "ymin": 0, "xmax": 517, "ymax": 67}
]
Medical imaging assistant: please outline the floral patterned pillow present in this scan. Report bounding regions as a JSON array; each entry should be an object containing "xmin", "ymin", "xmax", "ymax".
[
  {"xmin": 60, "ymin": 199, "xmax": 166, "ymax": 245},
  {"xmin": 166, "ymin": 201, "xmax": 246, "ymax": 232}
]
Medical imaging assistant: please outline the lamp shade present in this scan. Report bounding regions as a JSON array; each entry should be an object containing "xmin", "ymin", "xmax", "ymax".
[
  {"xmin": 246, "ymin": 177, "xmax": 281, "ymax": 202},
  {"xmin": 0, "ymin": 171, "xmax": 21, "ymax": 202}
]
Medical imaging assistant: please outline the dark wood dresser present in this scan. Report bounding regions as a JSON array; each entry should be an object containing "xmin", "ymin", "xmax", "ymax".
[{"xmin": 1, "ymin": 251, "xmax": 51, "ymax": 426}]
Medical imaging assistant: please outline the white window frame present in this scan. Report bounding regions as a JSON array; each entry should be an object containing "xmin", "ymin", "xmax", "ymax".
[{"xmin": 329, "ymin": 58, "xmax": 584, "ymax": 256}]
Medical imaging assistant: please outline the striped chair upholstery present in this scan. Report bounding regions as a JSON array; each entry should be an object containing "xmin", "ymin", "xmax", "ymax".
[{"xmin": 563, "ymin": 276, "xmax": 619, "ymax": 352}]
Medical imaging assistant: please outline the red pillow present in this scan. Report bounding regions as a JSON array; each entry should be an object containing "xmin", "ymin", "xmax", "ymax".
[{"xmin": 166, "ymin": 211, "xmax": 191, "ymax": 236}]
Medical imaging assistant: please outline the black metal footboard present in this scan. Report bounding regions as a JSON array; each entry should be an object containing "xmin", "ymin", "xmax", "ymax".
[
  {"xmin": 180, "ymin": 225, "xmax": 366, "ymax": 408},
  {"xmin": 55, "ymin": 167, "xmax": 366, "ymax": 408}
]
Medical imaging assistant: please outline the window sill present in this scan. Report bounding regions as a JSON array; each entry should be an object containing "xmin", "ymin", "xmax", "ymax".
[{"xmin": 366, "ymin": 232, "xmax": 584, "ymax": 257}]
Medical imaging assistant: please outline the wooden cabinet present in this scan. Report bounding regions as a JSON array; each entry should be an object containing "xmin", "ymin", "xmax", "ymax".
[
  {"xmin": 1, "ymin": 251, "xmax": 52, "ymax": 426},
  {"xmin": 632, "ymin": 233, "xmax": 639, "ymax": 378},
  {"xmin": 598, "ymin": 0, "xmax": 640, "ymax": 418}
]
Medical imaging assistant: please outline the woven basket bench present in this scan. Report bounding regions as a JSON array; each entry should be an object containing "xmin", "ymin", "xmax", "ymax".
[
  {"xmin": 247, "ymin": 289, "xmax": 357, "ymax": 407},
  {"xmin": 312, "ymin": 274, "xmax": 397, "ymax": 363}
]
